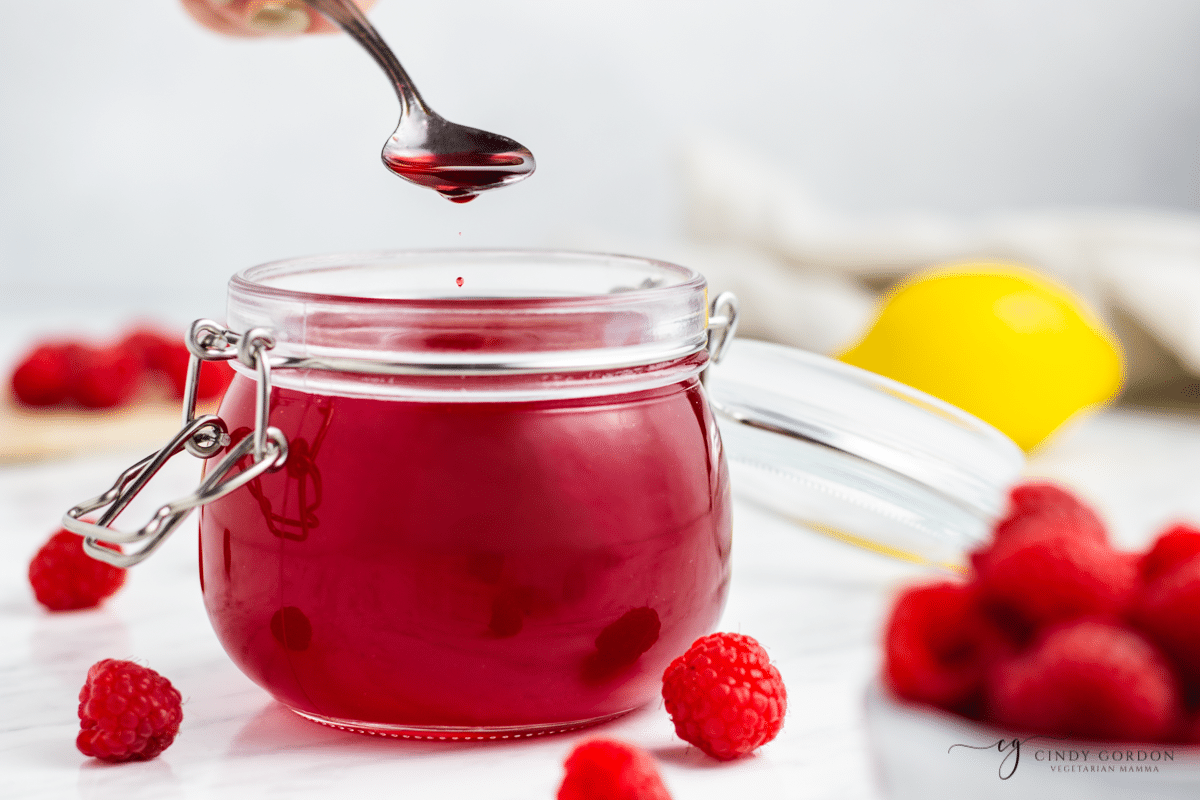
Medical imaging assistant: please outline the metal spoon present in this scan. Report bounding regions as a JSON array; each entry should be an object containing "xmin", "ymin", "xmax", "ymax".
[{"xmin": 302, "ymin": 0, "xmax": 535, "ymax": 203}]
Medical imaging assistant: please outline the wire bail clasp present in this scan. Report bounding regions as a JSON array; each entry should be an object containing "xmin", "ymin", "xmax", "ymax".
[
  {"xmin": 706, "ymin": 291, "xmax": 739, "ymax": 364},
  {"xmin": 62, "ymin": 320, "xmax": 288, "ymax": 568},
  {"xmin": 701, "ymin": 291, "xmax": 739, "ymax": 387}
]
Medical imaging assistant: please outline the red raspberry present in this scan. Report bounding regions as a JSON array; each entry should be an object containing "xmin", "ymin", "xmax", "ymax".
[
  {"xmin": 122, "ymin": 328, "xmax": 233, "ymax": 401},
  {"xmin": 120, "ymin": 327, "xmax": 176, "ymax": 363},
  {"xmin": 77, "ymin": 659, "xmax": 183, "ymax": 762},
  {"xmin": 1130, "ymin": 558, "xmax": 1200, "ymax": 683},
  {"xmin": 987, "ymin": 619, "xmax": 1181, "ymax": 742},
  {"xmin": 10, "ymin": 342, "xmax": 74, "ymax": 406},
  {"xmin": 883, "ymin": 581, "xmax": 1013, "ymax": 713},
  {"xmin": 195, "ymin": 360, "xmax": 235, "ymax": 401},
  {"xmin": 152, "ymin": 344, "xmax": 190, "ymax": 399},
  {"xmin": 1006, "ymin": 482, "xmax": 1106, "ymax": 530},
  {"xmin": 971, "ymin": 527, "xmax": 1136, "ymax": 635},
  {"xmin": 28, "ymin": 530, "xmax": 126, "ymax": 611},
  {"xmin": 71, "ymin": 345, "xmax": 144, "ymax": 408},
  {"xmin": 993, "ymin": 481, "xmax": 1108, "ymax": 547},
  {"xmin": 133, "ymin": 332, "xmax": 189, "ymax": 399},
  {"xmin": 557, "ymin": 739, "xmax": 672, "ymax": 800},
  {"xmin": 1188, "ymin": 715, "xmax": 1200, "ymax": 744},
  {"xmin": 661, "ymin": 632, "xmax": 786, "ymax": 760},
  {"xmin": 1139, "ymin": 524, "xmax": 1200, "ymax": 584}
]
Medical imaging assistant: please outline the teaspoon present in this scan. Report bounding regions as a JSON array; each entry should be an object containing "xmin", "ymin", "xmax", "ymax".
[{"xmin": 302, "ymin": 0, "xmax": 535, "ymax": 203}]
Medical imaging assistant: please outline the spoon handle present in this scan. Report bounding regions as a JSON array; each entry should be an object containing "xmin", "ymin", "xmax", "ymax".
[{"xmin": 301, "ymin": 0, "xmax": 428, "ymax": 114}]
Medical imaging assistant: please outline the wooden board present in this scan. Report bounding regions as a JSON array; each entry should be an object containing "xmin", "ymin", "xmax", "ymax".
[{"xmin": 0, "ymin": 397, "xmax": 217, "ymax": 463}]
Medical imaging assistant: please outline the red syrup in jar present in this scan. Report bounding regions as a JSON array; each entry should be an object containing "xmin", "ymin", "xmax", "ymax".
[
  {"xmin": 199, "ymin": 373, "xmax": 732, "ymax": 732},
  {"xmin": 382, "ymin": 151, "xmax": 530, "ymax": 203}
]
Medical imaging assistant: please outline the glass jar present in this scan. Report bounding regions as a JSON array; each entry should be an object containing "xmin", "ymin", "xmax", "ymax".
[{"xmin": 184, "ymin": 250, "xmax": 728, "ymax": 737}]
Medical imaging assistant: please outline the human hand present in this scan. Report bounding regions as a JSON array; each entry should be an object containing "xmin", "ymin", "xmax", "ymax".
[{"xmin": 181, "ymin": 0, "xmax": 377, "ymax": 37}]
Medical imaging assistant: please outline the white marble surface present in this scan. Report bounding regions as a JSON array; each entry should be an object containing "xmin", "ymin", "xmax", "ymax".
[{"xmin": 3, "ymin": 407, "xmax": 1200, "ymax": 799}]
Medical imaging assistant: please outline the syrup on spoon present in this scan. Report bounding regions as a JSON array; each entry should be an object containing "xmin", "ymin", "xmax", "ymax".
[{"xmin": 302, "ymin": 0, "xmax": 535, "ymax": 202}]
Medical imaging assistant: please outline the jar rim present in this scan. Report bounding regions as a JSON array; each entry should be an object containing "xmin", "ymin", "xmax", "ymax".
[
  {"xmin": 229, "ymin": 249, "xmax": 708, "ymax": 310},
  {"xmin": 223, "ymin": 249, "xmax": 714, "ymax": 401}
]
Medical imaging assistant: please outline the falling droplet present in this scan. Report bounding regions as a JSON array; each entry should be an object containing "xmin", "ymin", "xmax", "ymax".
[{"xmin": 456, "ymin": 277, "xmax": 464, "ymax": 287}]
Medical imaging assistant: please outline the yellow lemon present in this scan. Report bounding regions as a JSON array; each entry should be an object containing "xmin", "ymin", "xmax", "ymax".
[{"xmin": 838, "ymin": 263, "xmax": 1123, "ymax": 451}]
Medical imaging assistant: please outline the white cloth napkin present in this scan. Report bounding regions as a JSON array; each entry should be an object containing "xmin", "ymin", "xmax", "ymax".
[{"xmin": 677, "ymin": 138, "xmax": 1200, "ymax": 390}]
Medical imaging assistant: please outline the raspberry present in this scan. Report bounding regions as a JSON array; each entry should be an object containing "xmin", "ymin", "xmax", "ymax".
[
  {"xmin": 77, "ymin": 659, "xmax": 183, "ymax": 762},
  {"xmin": 195, "ymin": 360, "xmax": 236, "ymax": 401},
  {"xmin": 1130, "ymin": 558, "xmax": 1200, "ymax": 683},
  {"xmin": 121, "ymin": 328, "xmax": 181, "ymax": 387},
  {"xmin": 1139, "ymin": 524, "xmax": 1200, "ymax": 584},
  {"xmin": 557, "ymin": 739, "xmax": 672, "ymax": 800},
  {"xmin": 120, "ymin": 328, "xmax": 177, "ymax": 367},
  {"xmin": 987, "ymin": 619, "xmax": 1181, "ymax": 742},
  {"xmin": 971, "ymin": 529, "xmax": 1136, "ymax": 634},
  {"xmin": 154, "ymin": 345, "xmax": 191, "ymax": 399},
  {"xmin": 993, "ymin": 481, "xmax": 1108, "ymax": 547},
  {"xmin": 1007, "ymin": 482, "xmax": 1106, "ymax": 529},
  {"xmin": 28, "ymin": 530, "xmax": 126, "ymax": 611},
  {"xmin": 10, "ymin": 343, "xmax": 74, "ymax": 406},
  {"xmin": 121, "ymin": 328, "xmax": 233, "ymax": 400},
  {"xmin": 138, "ymin": 334, "xmax": 190, "ymax": 399},
  {"xmin": 1188, "ymin": 715, "xmax": 1200, "ymax": 744},
  {"xmin": 883, "ymin": 581, "xmax": 1012, "ymax": 713},
  {"xmin": 661, "ymin": 632, "xmax": 786, "ymax": 760},
  {"xmin": 71, "ymin": 345, "xmax": 144, "ymax": 409}
]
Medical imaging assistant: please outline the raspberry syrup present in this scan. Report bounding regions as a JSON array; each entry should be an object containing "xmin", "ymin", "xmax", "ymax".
[
  {"xmin": 382, "ymin": 151, "xmax": 530, "ymax": 203},
  {"xmin": 199, "ymin": 374, "xmax": 732, "ymax": 732}
]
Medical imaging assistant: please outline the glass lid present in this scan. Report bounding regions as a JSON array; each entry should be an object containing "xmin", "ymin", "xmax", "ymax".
[{"xmin": 707, "ymin": 339, "xmax": 1026, "ymax": 567}]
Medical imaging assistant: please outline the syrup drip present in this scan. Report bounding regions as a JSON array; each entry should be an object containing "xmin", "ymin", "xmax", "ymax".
[{"xmin": 383, "ymin": 151, "xmax": 529, "ymax": 204}]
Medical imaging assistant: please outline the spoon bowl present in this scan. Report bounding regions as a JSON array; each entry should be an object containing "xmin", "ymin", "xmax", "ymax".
[
  {"xmin": 303, "ymin": 0, "xmax": 535, "ymax": 202},
  {"xmin": 382, "ymin": 112, "xmax": 535, "ymax": 203}
]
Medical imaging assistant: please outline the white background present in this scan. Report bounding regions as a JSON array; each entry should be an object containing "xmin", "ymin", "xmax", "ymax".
[{"xmin": 1, "ymin": 0, "xmax": 1199, "ymax": 336}]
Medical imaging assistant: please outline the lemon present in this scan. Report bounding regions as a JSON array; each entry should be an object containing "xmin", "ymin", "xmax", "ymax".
[{"xmin": 838, "ymin": 263, "xmax": 1124, "ymax": 451}]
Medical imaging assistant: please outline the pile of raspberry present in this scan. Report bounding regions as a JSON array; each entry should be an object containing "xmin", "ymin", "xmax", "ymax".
[
  {"xmin": 885, "ymin": 481, "xmax": 1200, "ymax": 743},
  {"xmin": 9, "ymin": 326, "xmax": 232, "ymax": 409}
]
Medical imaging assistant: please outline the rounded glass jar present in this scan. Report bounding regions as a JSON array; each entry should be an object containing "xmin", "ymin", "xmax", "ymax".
[{"xmin": 196, "ymin": 250, "xmax": 732, "ymax": 737}]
